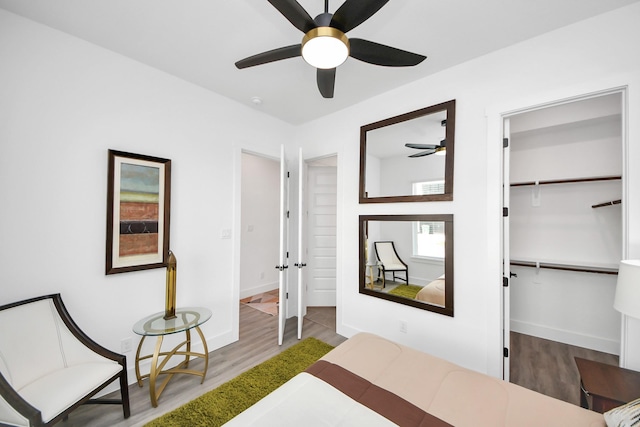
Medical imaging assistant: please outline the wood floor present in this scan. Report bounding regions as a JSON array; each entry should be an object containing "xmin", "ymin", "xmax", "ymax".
[
  {"xmin": 60, "ymin": 304, "xmax": 345, "ymax": 427},
  {"xmin": 59, "ymin": 306, "xmax": 618, "ymax": 426},
  {"xmin": 510, "ymin": 331, "xmax": 618, "ymax": 406}
]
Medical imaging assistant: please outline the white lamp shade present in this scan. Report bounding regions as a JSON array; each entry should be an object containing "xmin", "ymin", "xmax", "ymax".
[
  {"xmin": 301, "ymin": 27, "xmax": 350, "ymax": 70},
  {"xmin": 614, "ymin": 260, "xmax": 640, "ymax": 319},
  {"xmin": 302, "ymin": 36, "xmax": 348, "ymax": 69}
]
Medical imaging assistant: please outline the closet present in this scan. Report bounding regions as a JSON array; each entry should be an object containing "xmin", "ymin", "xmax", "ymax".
[{"xmin": 508, "ymin": 92, "xmax": 623, "ymax": 356}]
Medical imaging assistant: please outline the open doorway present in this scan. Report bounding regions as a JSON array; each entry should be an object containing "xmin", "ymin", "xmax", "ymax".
[
  {"xmin": 502, "ymin": 91, "xmax": 625, "ymax": 405},
  {"xmin": 239, "ymin": 152, "xmax": 280, "ymax": 315}
]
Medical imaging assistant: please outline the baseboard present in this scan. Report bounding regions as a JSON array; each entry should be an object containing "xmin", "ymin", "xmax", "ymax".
[
  {"xmin": 240, "ymin": 282, "xmax": 278, "ymax": 299},
  {"xmin": 510, "ymin": 319, "xmax": 620, "ymax": 355}
]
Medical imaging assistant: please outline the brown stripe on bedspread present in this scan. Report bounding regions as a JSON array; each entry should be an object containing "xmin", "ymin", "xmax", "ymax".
[{"xmin": 306, "ymin": 360, "xmax": 452, "ymax": 427}]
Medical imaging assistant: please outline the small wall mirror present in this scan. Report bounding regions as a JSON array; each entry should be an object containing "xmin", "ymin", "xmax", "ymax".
[
  {"xmin": 360, "ymin": 100, "xmax": 456, "ymax": 203},
  {"xmin": 359, "ymin": 214, "xmax": 454, "ymax": 316}
]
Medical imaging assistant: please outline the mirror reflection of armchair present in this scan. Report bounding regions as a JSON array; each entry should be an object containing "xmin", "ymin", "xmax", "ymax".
[{"xmin": 374, "ymin": 241, "xmax": 409, "ymax": 285}]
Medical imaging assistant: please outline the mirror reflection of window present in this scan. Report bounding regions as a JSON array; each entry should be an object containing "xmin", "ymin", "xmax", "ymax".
[
  {"xmin": 414, "ymin": 221, "xmax": 445, "ymax": 259},
  {"xmin": 412, "ymin": 180, "xmax": 444, "ymax": 196}
]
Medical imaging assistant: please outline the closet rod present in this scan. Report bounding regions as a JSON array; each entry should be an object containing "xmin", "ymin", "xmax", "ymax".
[
  {"xmin": 592, "ymin": 199, "xmax": 621, "ymax": 209},
  {"xmin": 510, "ymin": 260, "xmax": 618, "ymax": 275},
  {"xmin": 510, "ymin": 175, "xmax": 621, "ymax": 187}
]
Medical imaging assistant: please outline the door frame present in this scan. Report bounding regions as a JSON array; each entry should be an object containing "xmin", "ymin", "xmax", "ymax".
[
  {"xmin": 232, "ymin": 145, "xmax": 282, "ymax": 343},
  {"xmin": 493, "ymin": 85, "xmax": 629, "ymax": 378}
]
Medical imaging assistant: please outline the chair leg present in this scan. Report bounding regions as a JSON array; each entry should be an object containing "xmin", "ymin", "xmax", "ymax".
[{"xmin": 120, "ymin": 369, "xmax": 131, "ymax": 418}]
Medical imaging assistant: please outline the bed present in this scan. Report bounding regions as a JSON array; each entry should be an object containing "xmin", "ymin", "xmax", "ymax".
[
  {"xmin": 224, "ymin": 332, "xmax": 606, "ymax": 427},
  {"xmin": 415, "ymin": 275, "xmax": 445, "ymax": 306}
]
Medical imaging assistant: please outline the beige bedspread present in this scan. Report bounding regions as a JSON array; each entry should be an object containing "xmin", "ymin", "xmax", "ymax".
[
  {"xmin": 415, "ymin": 276, "xmax": 445, "ymax": 306},
  {"xmin": 322, "ymin": 333, "xmax": 605, "ymax": 427}
]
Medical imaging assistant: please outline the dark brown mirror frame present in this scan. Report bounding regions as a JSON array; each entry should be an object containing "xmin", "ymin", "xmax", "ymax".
[
  {"xmin": 359, "ymin": 99, "xmax": 456, "ymax": 203},
  {"xmin": 359, "ymin": 214, "xmax": 454, "ymax": 317}
]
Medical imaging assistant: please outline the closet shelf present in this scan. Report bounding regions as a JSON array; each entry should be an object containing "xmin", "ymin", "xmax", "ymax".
[
  {"xmin": 510, "ymin": 260, "xmax": 618, "ymax": 275},
  {"xmin": 510, "ymin": 175, "xmax": 621, "ymax": 187}
]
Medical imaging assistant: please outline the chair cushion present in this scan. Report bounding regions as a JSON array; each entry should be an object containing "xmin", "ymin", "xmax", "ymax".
[{"xmin": 18, "ymin": 362, "xmax": 122, "ymax": 423}]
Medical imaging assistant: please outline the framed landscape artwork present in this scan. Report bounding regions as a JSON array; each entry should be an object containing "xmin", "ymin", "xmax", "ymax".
[{"xmin": 106, "ymin": 150, "xmax": 171, "ymax": 275}]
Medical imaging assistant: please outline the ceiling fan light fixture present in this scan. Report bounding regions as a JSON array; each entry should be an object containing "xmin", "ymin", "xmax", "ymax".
[{"xmin": 301, "ymin": 27, "xmax": 350, "ymax": 69}]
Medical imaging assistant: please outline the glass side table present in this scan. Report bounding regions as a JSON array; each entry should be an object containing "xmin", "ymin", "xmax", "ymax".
[{"xmin": 133, "ymin": 307, "xmax": 212, "ymax": 407}]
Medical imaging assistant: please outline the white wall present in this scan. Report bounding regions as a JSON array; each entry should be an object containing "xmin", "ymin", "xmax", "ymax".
[
  {"xmin": 380, "ymin": 155, "xmax": 446, "ymax": 197},
  {"xmin": 290, "ymin": 2, "xmax": 640, "ymax": 375},
  {"xmin": 240, "ymin": 153, "xmax": 279, "ymax": 298},
  {"xmin": 0, "ymin": 8, "xmax": 290, "ymax": 386}
]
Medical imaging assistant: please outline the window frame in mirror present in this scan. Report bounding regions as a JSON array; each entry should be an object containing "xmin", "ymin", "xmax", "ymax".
[
  {"xmin": 359, "ymin": 100, "xmax": 456, "ymax": 203},
  {"xmin": 359, "ymin": 214, "xmax": 454, "ymax": 317}
]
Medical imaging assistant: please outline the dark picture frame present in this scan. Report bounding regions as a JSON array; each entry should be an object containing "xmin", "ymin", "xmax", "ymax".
[
  {"xmin": 359, "ymin": 214, "xmax": 454, "ymax": 317},
  {"xmin": 106, "ymin": 150, "xmax": 171, "ymax": 275},
  {"xmin": 359, "ymin": 99, "xmax": 456, "ymax": 203}
]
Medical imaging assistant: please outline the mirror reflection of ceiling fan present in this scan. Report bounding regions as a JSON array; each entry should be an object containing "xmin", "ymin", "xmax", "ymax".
[
  {"xmin": 235, "ymin": 0, "xmax": 427, "ymax": 98},
  {"xmin": 405, "ymin": 119, "xmax": 447, "ymax": 157},
  {"xmin": 405, "ymin": 140, "xmax": 446, "ymax": 158}
]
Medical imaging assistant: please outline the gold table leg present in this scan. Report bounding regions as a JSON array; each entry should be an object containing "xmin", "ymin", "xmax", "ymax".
[{"xmin": 134, "ymin": 326, "xmax": 209, "ymax": 407}]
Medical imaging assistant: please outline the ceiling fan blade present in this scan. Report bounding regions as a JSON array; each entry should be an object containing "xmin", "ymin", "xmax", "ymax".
[
  {"xmin": 409, "ymin": 150, "xmax": 436, "ymax": 158},
  {"xmin": 235, "ymin": 45, "xmax": 301, "ymax": 69},
  {"xmin": 405, "ymin": 143, "xmax": 438, "ymax": 150},
  {"xmin": 330, "ymin": 0, "xmax": 389, "ymax": 33},
  {"xmin": 350, "ymin": 38, "xmax": 426, "ymax": 67},
  {"xmin": 268, "ymin": 0, "xmax": 317, "ymax": 33},
  {"xmin": 317, "ymin": 68, "xmax": 336, "ymax": 98}
]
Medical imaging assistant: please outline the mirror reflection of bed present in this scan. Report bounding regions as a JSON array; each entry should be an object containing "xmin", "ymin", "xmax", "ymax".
[{"xmin": 360, "ymin": 215, "xmax": 453, "ymax": 316}]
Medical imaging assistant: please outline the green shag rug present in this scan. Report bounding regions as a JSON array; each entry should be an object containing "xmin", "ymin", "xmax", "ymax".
[
  {"xmin": 145, "ymin": 337, "xmax": 334, "ymax": 427},
  {"xmin": 388, "ymin": 284, "xmax": 423, "ymax": 299}
]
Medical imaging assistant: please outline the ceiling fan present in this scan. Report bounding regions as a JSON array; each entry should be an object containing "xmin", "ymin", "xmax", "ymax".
[
  {"xmin": 405, "ymin": 140, "xmax": 446, "ymax": 158},
  {"xmin": 405, "ymin": 119, "xmax": 447, "ymax": 157},
  {"xmin": 235, "ymin": 0, "xmax": 427, "ymax": 98}
]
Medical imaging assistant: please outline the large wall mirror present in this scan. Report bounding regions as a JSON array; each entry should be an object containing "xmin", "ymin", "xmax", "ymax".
[
  {"xmin": 359, "ymin": 214, "xmax": 454, "ymax": 316},
  {"xmin": 360, "ymin": 100, "xmax": 456, "ymax": 203}
]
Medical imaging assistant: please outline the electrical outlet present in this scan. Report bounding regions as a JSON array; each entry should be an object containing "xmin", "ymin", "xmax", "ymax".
[
  {"xmin": 399, "ymin": 320, "xmax": 408, "ymax": 333},
  {"xmin": 121, "ymin": 337, "xmax": 133, "ymax": 353}
]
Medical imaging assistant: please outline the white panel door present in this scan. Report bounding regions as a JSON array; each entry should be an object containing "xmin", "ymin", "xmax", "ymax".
[
  {"xmin": 307, "ymin": 165, "xmax": 337, "ymax": 306},
  {"xmin": 277, "ymin": 145, "xmax": 289, "ymax": 345}
]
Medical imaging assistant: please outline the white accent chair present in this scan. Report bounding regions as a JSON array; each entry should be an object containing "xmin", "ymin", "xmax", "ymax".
[
  {"xmin": 0, "ymin": 294, "xmax": 130, "ymax": 426},
  {"xmin": 374, "ymin": 241, "xmax": 409, "ymax": 285}
]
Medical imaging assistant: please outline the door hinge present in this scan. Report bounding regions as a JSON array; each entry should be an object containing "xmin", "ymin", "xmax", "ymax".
[
  {"xmin": 504, "ymin": 347, "xmax": 509, "ymax": 358},
  {"xmin": 286, "ymin": 292, "xmax": 289, "ymax": 299},
  {"xmin": 287, "ymin": 172, "xmax": 290, "ymax": 178},
  {"xmin": 286, "ymin": 251, "xmax": 289, "ymax": 258},
  {"xmin": 503, "ymin": 207, "xmax": 508, "ymax": 217},
  {"xmin": 503, "ymin": 137, "xmax": 509, "ymax": 148},
  {"xmin": 286, "ymin": 210, "xmax": 290, "ymax": 219},
  {"xmin": 503, "ymin": 277, "xmax": 508, "ymax": 287}
]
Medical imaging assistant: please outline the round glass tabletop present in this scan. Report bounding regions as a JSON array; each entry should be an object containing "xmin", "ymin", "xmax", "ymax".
[{"xmin": 132, "ymin": 307, "xmax": 212, "ymax": 336}]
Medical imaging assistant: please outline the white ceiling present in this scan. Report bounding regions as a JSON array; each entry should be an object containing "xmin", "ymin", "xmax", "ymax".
[{"xmin": 1, "ymin": 0, "xmax": 638, "ymax": 125}]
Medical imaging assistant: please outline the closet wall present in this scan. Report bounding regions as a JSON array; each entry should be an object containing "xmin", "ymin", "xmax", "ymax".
[{"xmin": 509, "ymin": 93, "xmax": 623, "ymax": 355}]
